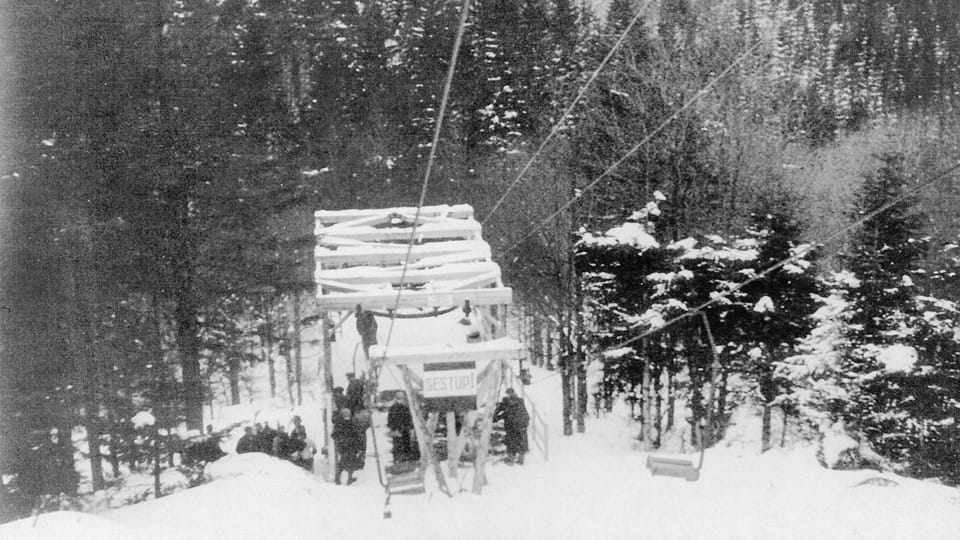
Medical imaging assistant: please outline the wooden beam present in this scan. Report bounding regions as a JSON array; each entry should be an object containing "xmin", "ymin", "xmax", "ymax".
[
  {"xmin": 315, "ymin": 204, "xmax": 474, "ymax": 225},
  {"xmin": 315, "ymin": 240, "xmax": 491, "ymax": 267},
  {"xmin": 315, "ymin": 262, "xmax": 501, "ymax": 287},
  {"xmin": 315, "ymin": 287, "xmax": 512, "ymax": 310},
  {"xmin": 317, "ymin": 221, "xmax": 482, "ymax": 243},
  {"xmin": 370, "ymin": 338, "xmax": 524, "ymax": 365}
]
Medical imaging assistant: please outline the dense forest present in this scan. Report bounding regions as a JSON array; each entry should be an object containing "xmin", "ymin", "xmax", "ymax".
[{"xmin": 2, "ymin": 0, "xmax": 960, "ymax": 522}]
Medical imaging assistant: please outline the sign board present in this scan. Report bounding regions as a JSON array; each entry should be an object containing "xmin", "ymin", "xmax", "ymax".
[{"xmin": 422, "ymin": 361, "xmax": 477, "ymax": 412}]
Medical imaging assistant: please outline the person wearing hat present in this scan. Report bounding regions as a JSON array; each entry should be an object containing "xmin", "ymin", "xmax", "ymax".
[
  {"xmin": 345, "ymin": 372, "xmax": 365, "ymax": 413},
  {"xmin": 494, "ymin": 387, "xmax": 530, "ymax": 465},
  {"xmin": 355, "ymin": 305, "xmax": 378, "ymax": 359},
  {"xmin": 332, "ymin": 408, "xmax": 366, "ymax": 485},
  {"xmin": 386, "ymin": 391, "xmax": 420, "ymax": 463}
]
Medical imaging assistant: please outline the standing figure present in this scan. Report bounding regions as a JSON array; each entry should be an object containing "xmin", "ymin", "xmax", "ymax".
[
  {"xmin": 290, "ymin": 415, "xmax": 307, "ymax": 439},
  {"xmin": 345, "ymin": 372, "xmax": 365, "ymax": 413},
  {"xmin": 293, "ymin": 431, "xmax": 318, "ymax": 472},
  {"xmin": 386, "ymin": 391, "xmax": 420, "ymax": 464},
  {"xmin": 355, "ymin": 305, "xmax": 378, "ymax": 359},
  {"xmin": 236, "ymin": 426, "xmax": 259, "ymax": 454},
  {"xmin": 258, "ymin": 423, "xmax": 278, "ymax": 455},
  {"xmin": 332, "ymin": 386, "xmax": 347, "ymax": 413},
  {"xmin": 494, "ymin": 388, "xmax": 530, "ymax": 465},
  {"xmin": 332, "ymin": 408, "xmax": 366, "ymax": 485}
]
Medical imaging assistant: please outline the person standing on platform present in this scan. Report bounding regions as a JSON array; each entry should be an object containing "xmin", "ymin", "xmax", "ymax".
[
  {"xmin": 345, "ymin": 372, "xmax": 365, "ymax": 413},
  {"xmin": 333, "ymin": 408, "xmax": 366, "ymax": 485},
  {"xmin": 387, "ymin": 391, "xmax": 420, "ymax": 463},
  {"xmin": 494, "ymin": 388, "xmax": 530, "ymax": 465},
  {"xmin": 355, "ymin": 305, "xmax": 378, "ymax": 359}
]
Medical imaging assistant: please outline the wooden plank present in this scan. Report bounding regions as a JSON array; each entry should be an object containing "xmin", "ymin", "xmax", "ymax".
[
  {"xmin": 315, "ymin": 240, "xmax": 491, "ymax": 267},
  {"xmin": 315, "ymin": 287, "xmax": 512, "ymax": 311},
  {"xmin": 472, "ymin": 360, "xmax": 503, "ymax": 494},
  {"xmin": 398, "ymin": 366, "xmax": 451, "ymax": 498},
  {"xmin": 316, "ymin": 262, "xmax": 501, "ymax": 287},
  {"xmin": 315, "ymin": 204, "xmax": 474, "ymax": 225},
  {"xmin": 439, "ymin": 271, "xmax": 502, "ymax": 292},
  {"xmin": 317, "ymin": 221, "xmax": 482, "ymax": 243},
  {"xmin": 446, "ymin": 411, "xmax": 457, "ymax": 476},
  {"xmin": 369, "ymin": 338, "xmax": 525, "ymax": 366}
]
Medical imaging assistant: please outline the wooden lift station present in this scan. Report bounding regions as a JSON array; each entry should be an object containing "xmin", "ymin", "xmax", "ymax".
[{"xmin": 314, "ymin": 204, "xmax": 522, "ymax": 498}]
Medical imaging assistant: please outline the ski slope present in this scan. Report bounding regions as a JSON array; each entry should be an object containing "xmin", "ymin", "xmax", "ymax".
[{"xmin": 4, "ymin": 313, "xmax": 960, "ymax": 539}]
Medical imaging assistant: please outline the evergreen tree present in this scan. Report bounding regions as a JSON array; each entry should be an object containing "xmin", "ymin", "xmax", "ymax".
[
  {"xmin": 841, "ymin": 153, "xmax": 927, "ymax": 343},
  {"xmin": 837, "ymin": 152, "xmax": 930, "ymax": 463},
  {"xmin": 740, "ymin": 197, "xmax": 821, "ymax": 451}
]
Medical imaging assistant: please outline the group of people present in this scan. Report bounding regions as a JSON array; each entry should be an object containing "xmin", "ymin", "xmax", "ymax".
[{"xmin": 235, "ymin": 415, "xmax": 317, "ymax": 471}]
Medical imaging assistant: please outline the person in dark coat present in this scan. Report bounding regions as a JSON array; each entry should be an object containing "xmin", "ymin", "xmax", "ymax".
[
  {"xmin": 355, "ymin": 305, "xmax": 378, "ymax": 359},
  {"xmin": 290, "ymin": 415, "xmax": 307, "ymax": 439},
  {"xmin": 386, "ymin": 391, "xmax": 420, "ymax": 463},
  {"xmin": 332, "ymin": 408, "xmax": 366, "ymax": 485},
  {"xmin": 332, "ymin": 387, "xmax": 347, "ymax": 413},
  {"xmin": 494, "ymin": 388, "xmax": 530, "ymax": 465},
  {"xmin": 272, "ymin": 429, "xmax": 292, "ymax": 458},
  {"xmin": 258, "ymin": 423, "xmax": 279, "ymax": 455},
  {"xmin": 236, "ymin": 426, "xmax": 260, "ymax": 454},
  {"xmin": 345, "ymin": 373, "xmax": 365, "ymax": 413},
  {"xmin": 283, "ymin": 429, "xmax": 307, "ymax": 462}
]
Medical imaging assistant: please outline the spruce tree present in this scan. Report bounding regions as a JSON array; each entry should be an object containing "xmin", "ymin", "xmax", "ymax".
[
  {"xmin": 741, "ymin": 198, "xmax": 821, "ymax": 451},
  {"xmin": 838, "ymin": 152, "xmax": 929, "ymax": 461}
]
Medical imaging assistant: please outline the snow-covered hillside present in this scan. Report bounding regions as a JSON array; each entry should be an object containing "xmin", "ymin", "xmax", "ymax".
[{"xmin": 4, "ymin": 314, "xmax": 960, "ymax": 540}]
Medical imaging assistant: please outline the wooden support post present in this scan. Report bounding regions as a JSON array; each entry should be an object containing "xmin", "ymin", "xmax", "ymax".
[
  {"xmin": 473, "ymin": 360, "xmax": 503, "ymax": 494},
  {"xmin": 321, "ymin": 312, "xmax": 336, "ymax": 482},
  {"xmin": 445, "ymin": 411, "xmax": 471, "ymax": 477}
]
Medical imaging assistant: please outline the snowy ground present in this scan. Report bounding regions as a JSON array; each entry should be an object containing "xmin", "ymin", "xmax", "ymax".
[{"xmin": 4, "ymin": 313, "xmax": 960, "ymax": 539}]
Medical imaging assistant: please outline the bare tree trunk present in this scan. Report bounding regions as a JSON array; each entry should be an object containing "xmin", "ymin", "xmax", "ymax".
[
  {"xmin": 69, "ymin": 235, "xmax": 105, "ymax": 492},
  {"xmin": 545, "ymin": 322, "xmax": 554, "ymax": 369},
  {"xmin": 108, "ymin": 430, "xmax": 121, "ymax": 478},
  {"xmin": 574, "ymin": 278, "xmax": 587, "ymax": 433},
  {"xmin": 560, "ymin": 312, "xmax": 573, "ymax": 436},
  {"xmin": 642, "ymin": 357, "xmax": 652, "ymax": 448},
  {"xmin": 293, "ymin": 293, "xmax": 303, "ymax": 406},
  {"xmin": 264, "ymin": 308, "xmax": 276, "ymax": 398},
  {"xmin": 780, "ymin": 410, "xmax": 788, "ymax": 448},
  {"xmin": 176, "ymin": 283, "xmax": 204, "ymax": 431},
  {"xmin": 228, "ymin": 356, "xmax": 241, "ymax": 405},
  {"xmin": 153, "ymin": 432, "xmax": 161, "ymax": 498},
  {"xmin": 284, "ymin": 351, "xmax": 295, "ymax": 406},
  {"xmin": 653, "ymin": 364, "xmax": 664, "ymax": 448},
  {"xmin": 761, "ymin": 401, "xmax": 773, "ymax": 453},
  {"xmin": 532, "ymin": 312, "xmax": 543, "ymax": 367},
  {"xmin": 666, "ymin": 366, "xmax": 676, "ymax": 432}
]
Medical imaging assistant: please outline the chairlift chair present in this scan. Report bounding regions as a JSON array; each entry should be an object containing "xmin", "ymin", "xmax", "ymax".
[
  {"xmin": 646, "ymin": 423, "xmax": 705, "ymax": 481},
  {"xmin": 646, "ymin": 312, "xmax": 720, "ymax": 483},
  {"xmin": 370, "ymin": 416, "xmax": 426, "ymax": 519}
]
